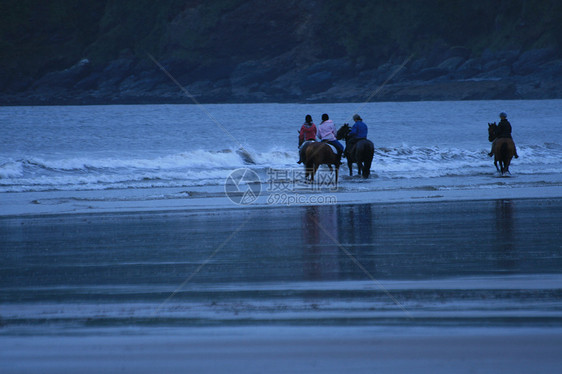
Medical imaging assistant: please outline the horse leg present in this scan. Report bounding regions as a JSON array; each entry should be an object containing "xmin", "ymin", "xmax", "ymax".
[
  {"xmin": 311, "ymin": 163, "xmax": 319, "ymax": 183},
  {"xmin": 504, "ymin": 157, "xmax": 512, "ymax": 175},
  {"xmin": 363, "ymin": 155, "xmax": 373, "ymax": 179},
  {"xmin": 505, "ymin": 145, "xmax": 514, "ymax": 175},
  {"xmin": 304, "ymin": 161, "xmax": 313, "ymax": 182},
  {"xmin": 347, "ymin": 160, "xmax": 353, "ymax": 176}
]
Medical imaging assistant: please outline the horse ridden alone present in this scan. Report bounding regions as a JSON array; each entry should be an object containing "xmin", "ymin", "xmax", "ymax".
[
  {"xmin": 336, "ymin": 124, "xmax": 374, "ymax": 178},
  {"xmin": 300, "ymin": 141, "xmax": 340, "ymax": 186},
  {"xmin": 488, "ymin": 122, "xmax": 515, "ymax": 175}
]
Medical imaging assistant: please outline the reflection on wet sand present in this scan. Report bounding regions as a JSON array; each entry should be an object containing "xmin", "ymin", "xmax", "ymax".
[
  {"xmin": 495, "ymin": 199, "xmax": 517, "ymax": 270},
  {"xmin": 301, "ymin": 205, "xmax": 340, "ymax": 281}
]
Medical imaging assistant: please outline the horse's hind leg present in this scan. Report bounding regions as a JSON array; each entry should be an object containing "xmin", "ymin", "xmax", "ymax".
[
  {"xmin": 360, "ymin": 161, "xmax": 369, "ymax": 178},
  {"xmin": 311, "ymin": 163, "xmax": 319, "ymax": 183},
  {"xmin": 347, "ymin": 160, "xmax": 353, "ymax": 176},
  {"xmin": 500, "ymin": 161, "xmax": 507, "ymax": 175},
  {"xmin": 504, "ymin": 159, "xmax": 512, "ymax": 175}
]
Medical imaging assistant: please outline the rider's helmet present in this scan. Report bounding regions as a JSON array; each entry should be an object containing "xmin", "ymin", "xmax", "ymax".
[{"xmin": 499, "ymin": 112, "xmax": 507, "ymax": 118}]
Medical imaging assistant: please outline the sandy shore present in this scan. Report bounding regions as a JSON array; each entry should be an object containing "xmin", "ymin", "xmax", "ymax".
[
  {"xmin": 2, "ymin": 198, "xmax": 561, "ymax": 373},
  {"xmin": 2, "ymin": 327, "xmax": 562, "ymax": 374},
  {"xmin": 1, "ymin": 173, "xmax": 561, "ymax": 217}
]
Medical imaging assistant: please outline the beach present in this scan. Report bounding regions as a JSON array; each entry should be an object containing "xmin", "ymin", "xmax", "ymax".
[
  {"xmin": 2, "ymin": 197, "xmax": 561, "ymax": 373},
  {"xmin": 3, "ymin": 328, "xmax": 562, "ymax": 374},
  {"xmin": 2, "ymin": 100, "xmax": 562, "ymax": 372}
]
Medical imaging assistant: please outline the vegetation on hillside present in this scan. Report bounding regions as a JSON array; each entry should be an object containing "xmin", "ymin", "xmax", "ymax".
[
  {"xmin": 316, "ymin": 0, "xmax": 562, "ymax": 65},
  {"xmin": 1, "ymin": 0, "xmax": 560, "ymax": 92}
]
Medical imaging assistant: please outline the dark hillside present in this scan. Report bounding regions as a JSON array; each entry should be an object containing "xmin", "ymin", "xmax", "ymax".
[{"xmin": 1, "ymin": 0, "xmax": 561, "ymax": 104}]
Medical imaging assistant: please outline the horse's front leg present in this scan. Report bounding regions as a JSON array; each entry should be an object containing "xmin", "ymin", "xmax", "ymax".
[
  {"xmin": 347, "ymin": 160, "xmax": 353, "ymax": 176},
  {"xmin": 494, "ymin": 160, "xmax": 500, "ymax": 173}
]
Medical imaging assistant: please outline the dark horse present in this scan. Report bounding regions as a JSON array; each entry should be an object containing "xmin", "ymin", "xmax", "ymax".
[
  {"xmin": 336, "ymin": 124, "xmax": 374, "ymax": 178},
  {"xmin": 300, "ymin": 141, "xmax": 340, "ymax": 186},
  {"xmin": 488, "ymin": 122, "xmax": 515, "ymax": 175}
]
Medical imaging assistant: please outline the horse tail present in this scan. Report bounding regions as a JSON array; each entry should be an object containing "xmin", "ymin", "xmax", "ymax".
[
  {"xmin": 500, "ymin": 140, "xmax": 514, "ymax": 161},
  {"xmin": 500, "ymin": 141, "xmax": 508, "ymax": 160},
  {"xmin": 361, "ymin": 141, "xmax": 375, "ymax": 178}
]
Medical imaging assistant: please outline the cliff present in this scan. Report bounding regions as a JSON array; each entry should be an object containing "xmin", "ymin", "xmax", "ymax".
[{"xmin": 1, "ymin": 0, "xmax": 561, "ymax": 104}]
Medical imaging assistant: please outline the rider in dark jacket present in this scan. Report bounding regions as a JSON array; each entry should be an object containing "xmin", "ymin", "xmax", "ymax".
[
  {"xmin": 345, "ymin": 114, "xmax": 368, "ymax": 158},
  {"xmin": 496, "ymin": 118, "xmax": 512, "ymax": 139},
  {"xmin": 489, "ymin": 112, "xmax": 519, "ymax": 158}
]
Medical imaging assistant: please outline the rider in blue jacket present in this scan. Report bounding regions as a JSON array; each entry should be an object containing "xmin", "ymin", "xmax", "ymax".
[{"xmin": 345, "ymin": 114, "xmax": 368, "ymax": 157}]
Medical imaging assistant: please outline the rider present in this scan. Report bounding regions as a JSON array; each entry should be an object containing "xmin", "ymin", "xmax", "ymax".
[
  {"xmin": 317, "ymin": 113, "xmax": 344, "ymax": 159},
  {"xmin": 297, "ymin": 114, "xmax": 317, "ymax": 164},
  {"xmin": 345, "ymin": 114, "xmax": 368, "ymax": 158},
  {"xmin": 489, "ymin": 112, "xmax": 519, "ymax": 158}
]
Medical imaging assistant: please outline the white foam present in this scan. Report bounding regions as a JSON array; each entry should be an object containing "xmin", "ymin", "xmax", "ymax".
[{"xmin": 0, "ymin": 160, "xmax": 23, "ymax": 178}]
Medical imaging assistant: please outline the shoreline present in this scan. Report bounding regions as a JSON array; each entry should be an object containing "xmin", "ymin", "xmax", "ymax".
[
  {"xmin": 2, "ymin": 326, "xmax": 561, "ymax": 374},
  {"xmin": 1, "ymin": 182, "xmax": 561, "ymax": 218}
]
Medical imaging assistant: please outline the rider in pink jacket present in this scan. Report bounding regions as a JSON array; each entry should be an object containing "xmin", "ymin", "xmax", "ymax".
[{"xmin": 317, "ymin": 113, "xmax": 344, "ymax": 157}]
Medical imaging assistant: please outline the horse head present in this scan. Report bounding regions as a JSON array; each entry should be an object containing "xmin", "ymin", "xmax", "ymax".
[
  {"xmin": 336, "ymin": 123, "xmax": 350, "ymax": 140},
  {"xmin": 488, "ymin": 122, "xmax": 497, "ymax": 142}
]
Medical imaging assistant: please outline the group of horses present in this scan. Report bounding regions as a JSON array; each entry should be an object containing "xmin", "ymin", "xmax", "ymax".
[
  {"xmin": 300, "ymin": 123, "xmax": 515, "ymax": 186},
  {"xmin": 300, "ymin": 124, "xmax": 374, "ymax": 186}
]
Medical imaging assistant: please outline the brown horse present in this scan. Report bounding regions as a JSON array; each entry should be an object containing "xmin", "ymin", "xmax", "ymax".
[
  {"xmin": 488, "ymin": 123, "xmax": 515, "ymax": 175},
  {"xmin": 336, "ymin": 124, "xmax": 374, "ymax": 178},
  {"xmin": 303, "ymin": 141, "xmax": 340, "ymax": 186}
]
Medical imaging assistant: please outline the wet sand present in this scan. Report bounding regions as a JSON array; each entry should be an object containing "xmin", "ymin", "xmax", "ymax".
[
  {"xmin": 3, "ymin": 328, "xmax": 561, "ymax": 374},
  {"xmin": 1, "ymin": 198, "xmax": 561, "ymax": 373}
]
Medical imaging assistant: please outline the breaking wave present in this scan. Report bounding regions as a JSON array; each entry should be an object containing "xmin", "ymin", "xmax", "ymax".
[{"xmin": 1, "ymin": 143, "xmax": 560, "ymax": 192}]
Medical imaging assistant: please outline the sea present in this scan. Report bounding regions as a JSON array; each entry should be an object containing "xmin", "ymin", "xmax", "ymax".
[{"xmin": 1, "ymin": 100, "xmax": 561, "ymax": 197}]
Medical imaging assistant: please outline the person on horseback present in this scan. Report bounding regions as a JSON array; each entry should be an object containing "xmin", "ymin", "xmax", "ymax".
[
  {"xmin": 317, "ymin": 113, "xmax": 344, "ymax": 159},
  {"xmin": 489, "ymin": 112, "xmax": 519, "ymax": 158},
  {"xmin": 345, "ymin": 114, "xmax": 368, "ymax": 158},
  {"xmin": 298, "ymin": 114, "xmax": 317, "ymax": 164}
]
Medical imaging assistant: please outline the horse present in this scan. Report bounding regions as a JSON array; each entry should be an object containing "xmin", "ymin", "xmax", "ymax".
[
  {"xmin": 488, "ymin": 122, "xmax": 515, "ymax": 175},
  {"xmin": 302, "ymin": 141, "xmax": 340, "ymax": 186},
  {"xmin": 336, "ymin": 124, "xmax": 375, "ymax": 178}
]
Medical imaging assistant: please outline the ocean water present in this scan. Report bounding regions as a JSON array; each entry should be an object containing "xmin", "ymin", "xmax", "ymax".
[{"xmin": 1, "ymin": 100, "xmax": 561, "ymax": 195}]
